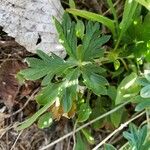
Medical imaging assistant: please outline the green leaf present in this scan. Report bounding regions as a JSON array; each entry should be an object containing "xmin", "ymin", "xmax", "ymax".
[
  {"xmin": 140, "ymin": 85, "xmax": 150, "ymax": 98},
  {"xmin": 82, "ymin": 128, "xmax": 95, "ymax": 145},
  {"xmin": 82, "ymin": 69, "xmax": 108, "ymax": 96},
  {"xmin": 135, "ymin": 0, "xmax": 150, "ymax": 10},
  {"xmin": 76, "ymin": 20, "xmax": 85, "ymax": 39},
  {"xmin": 37, "ymin": 112, "xmax": 53, "ymax": 129},
  {"xmin": 110, "ymin": 108, "xmax": 123, "ymax": 127},
  {"xmin": 104, "ymin": 144, "xmax": 116, "ymax": 150},
  {"xmin": 77, "ymin": 103, "xmax": 92, "ymax": 122},
  {"xmin": 36, "ymin": 50, "xmax": 53, "ymax": 63},
  {"xmin": 62, "ymin": 69, "xmax": 79, "ymax": 112},
  {"xmin": 54, "ymin": 13, "xmax": 77, "ymax": 58},
  {"xmin": 69, "ymin": 0, "xmax": 76, "ymax": 8},
  {"xmin": 120, "ymin": 0, "xmax": 138, "ymax": 36},
  {"xmin": 16, "ymin": 99, "xmax": 56, "ymax": 130},
  {"xmin": 141, "ymin": 141, "xmax": 150, "ymax": 150},
  {"xmin": 83, "ymin": 64, "xmax": 106, "ymax": 75},
  {"xmin": 62, "ymin": 88, "xmax": 73, "ymax": 113},
  {"xmin": 123, "ymin": 124, "xmax": 148, "ymax": 150},
  {"xmin": 107, "ymin": 86, "xmax": 117, "ymax": 102},
  {"xmin": 81, "ymin": 21, "xmax": 110, "ymax": 61},
  {"xmin": 135, "ymin": 100, "xmax": 150, "ymax": 111},
  {"xmin": 90, "ymin": 99, "xmax": 106, "ymax": 130},
  {"xmin": 144, "ymin": 70, "xmax": 150, "ymax": 82},
  {"xmin": 36, "ymin": 83, "xmax": 61, "ymax": 105},
  {"xmin": 114, "ymin": 60, "xmax": 120, "ymax": 70},
  {"xmin": 115, "ymin": 73, "xmax": 140, "ymax": 104},
  {"xmin": 67, "ymin": 8, "xmax": 115, "ymax": 35},
  {"xmin": 123, "ymin": 12, "xmax": 150, "ymax": 59},
  {"xmin": 16, "ymin": 72, "xmax": 25, "ymax": 85},
  {"xmin": 41, "ymin": 73, "xmax": 53, "ymax": 86},
  {"xmin": 19, "ymin": 50, "xmax": 71, "ymax": 81},
  {"xmin": 75, "ymin": 133, "xmax": 88, "ymax": 150},
  {"xmin": 137, "ymin": 77, "xmax": 150, "ymax": 86}
]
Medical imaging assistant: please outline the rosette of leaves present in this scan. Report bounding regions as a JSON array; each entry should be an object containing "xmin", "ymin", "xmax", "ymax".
[{"xmin": 17, "ymin": 13, "xmax": 110, "ymax": 130}]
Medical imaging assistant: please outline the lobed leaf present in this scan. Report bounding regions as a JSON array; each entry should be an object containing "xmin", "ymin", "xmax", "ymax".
[
  {"xmin": 82, "ymin": 69, "xmax": 108, "ymax": 96},
  {"xmin": 54, "ymin": 13, "xmax": 77, "ymax": 58}
]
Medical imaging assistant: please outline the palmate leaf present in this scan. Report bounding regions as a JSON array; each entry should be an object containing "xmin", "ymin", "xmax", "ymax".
[
  {"xmin": 55, "ymin": 13, "xmax": 110, "ymax": 62},
  {"xmin": 19, "ymin": 50, "xmax": 72, "ymax": 81},
  {"xmin": 123, "ymin": 124, "xmax": 148, "ymax": 150}
]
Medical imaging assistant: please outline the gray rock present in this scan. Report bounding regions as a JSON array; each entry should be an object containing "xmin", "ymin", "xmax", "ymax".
[{"xmin": 0, "ymin": 0, "xmax": 65, "ymax": 57}]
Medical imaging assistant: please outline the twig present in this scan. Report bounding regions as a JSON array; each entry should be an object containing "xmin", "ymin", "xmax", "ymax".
[
  {"xmin": 0, "ymin": 122, "xmax": 23, "ymax": 139},
  {"xmin": 10, "ymin": 130, "xmax": 24, "ymax": 150},
  {"xmin": 103, "ymin": 0, "xmax": 120, "ymax": 15},
  {"xmin": 40, "ymin": 101, "xmax": 129, "ymax": 150},
  {"xmin": 5, "ymin": 88, "xmax": 39, "ymax": 118},
  {"xmin": 72, "ymin": 121, "xmax": 77, "ymax": 150},
  {"xmin": 92, "ymin": 111, "xmax": 146, "ymax": 150}
]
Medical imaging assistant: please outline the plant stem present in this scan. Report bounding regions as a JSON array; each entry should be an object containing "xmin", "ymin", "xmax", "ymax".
[
  {"xmin": 40, "ymin": 101, "xmax": 130, "ymax": 150},
  {"xmin": 119, "ymin": 58, "xmax": 128, "ymax": 71},
  {"xmin": 114, "ymin": 32, "xmax": 122, "ymax": 51},
  {"xmin": 107, "ymin": 0, "xmax": 119, "ymax": 37}
]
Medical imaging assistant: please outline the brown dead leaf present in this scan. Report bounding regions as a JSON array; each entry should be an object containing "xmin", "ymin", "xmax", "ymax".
[
  {"xmin": 0, "ymin": 60, "xmax": 26, "ymax": 108},
  {"xmin": 51, "ymin": 100, "xmax": 64, "ymax": 121},
  {"xmin": 50, "ymin": 100, "xmax": 76, "ymax": 120},
  {"xmin": 63, "ymin": 102, "xmax": 76, "ymax": 119}
]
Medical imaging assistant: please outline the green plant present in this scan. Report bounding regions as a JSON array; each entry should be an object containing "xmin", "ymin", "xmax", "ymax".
[
  {"xmin": 16, "ymin": 0, "xmax": 150, "ymax": 149},
  {"xmin": 123, "ymin": 124, "xmax": 150, "ymax": 150},
  {"xmin": 104, "ymin": 124, "xmax": 150, "ymax": 150},
  {"xmin": 17, "ymin": 13, "xmax": 110, "ymax": 130}
]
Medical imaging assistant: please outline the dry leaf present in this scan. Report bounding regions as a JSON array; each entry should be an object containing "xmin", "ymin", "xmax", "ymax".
[
  {"xmin": 50, "ymin": 100, "xmax": 76, "ymax": 120},
  {"xmin": 0, "ymin": 60, "xmax": 26, "ymax": 108},
  {"xmin": 0, "ymin": 0, "xmax": 65, "ymax": 57}
]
